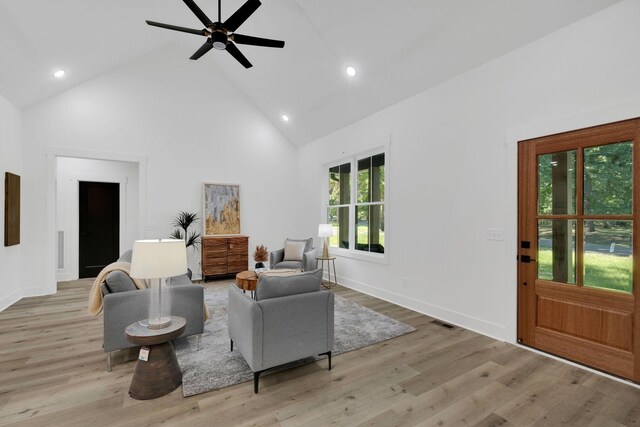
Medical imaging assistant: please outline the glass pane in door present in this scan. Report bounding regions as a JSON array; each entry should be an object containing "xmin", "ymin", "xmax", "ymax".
[
  {"xmin": 583, "ymin": 141, "xmax": 633, "ymax": 215},
  {"xmin": 538, "ymin": 219, "xmax": 576, "ymax": 284},
  {"xmin": 584, "ymin": 220, "xmax": 633, "ymax": 293},
  {"xmin": 538, "ymin": 151, "xmax": 576, "ymax": 215}
]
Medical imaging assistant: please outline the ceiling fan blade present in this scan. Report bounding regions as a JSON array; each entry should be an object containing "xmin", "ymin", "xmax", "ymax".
[
  {"xmin": 232, "ymin": 34, "xmax": 284, "ymax": 48},
  {"xmin": 183, "ymin": 0, "xmax": 214, "ymax": 27},
  {"xmin": 222, "ymin": 0, "xmax": 261, "ymax": 32},
  {"xmin": 190, "ymin": 40, "xmax": 214, "ymax": 60},
  {"xmin": 226, "ymin": 42, "xmax": 253, "ymax": 68},
  {"xmin": 146, "ymin": 20, "xmax": 207, "ymax": 36}
]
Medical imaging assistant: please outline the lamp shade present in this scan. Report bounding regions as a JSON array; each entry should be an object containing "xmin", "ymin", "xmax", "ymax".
[
  {"xmin": 318, "ymin": 223, "xmax": 333, "ymax": 238},
  {"xmin": 130, "ymin": 239, "xmax": 187, "ymax": 279}
]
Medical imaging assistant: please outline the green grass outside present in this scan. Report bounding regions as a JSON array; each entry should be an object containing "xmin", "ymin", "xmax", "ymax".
[
  {"xmin": 537, "ymin": 248, "xmax": 632, "ymax": 293},
  {"xmin": 329, "ymin": 225, "xmax": 385, "ymax": 248}
]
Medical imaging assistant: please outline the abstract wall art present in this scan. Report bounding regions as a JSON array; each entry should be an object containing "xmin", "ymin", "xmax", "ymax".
[{"xmin": 202, "ymin": 183, "xmax": 240, "ymax": 235}]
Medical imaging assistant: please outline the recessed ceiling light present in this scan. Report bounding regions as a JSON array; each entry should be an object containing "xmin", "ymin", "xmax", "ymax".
[
  {"xmin": 345, "ymin": 66, "xmax": 357, "ymax": 77},
  {"xmin": 53, "ymin": 69, "xmax": 65, "ymax": 78},
  {"xmin": 281, "ymin": 114, "xmax": 290, "ymax": 122}
]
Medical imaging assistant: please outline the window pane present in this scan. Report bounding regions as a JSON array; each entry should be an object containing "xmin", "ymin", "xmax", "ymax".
[
  {"xmin": 355, "ymin": 205, "xmax": 385, "ymax": 253},
  {"xmin": 538, "ymin": 151, "xmax": 576, "ymax": 215},
  {"xmin": 584, "ymin": 141, "xmax": 632, "ymax": 215},
  {"xmin": 537, "ymin": 219, "xmax": 576, "ymax": 284},
  {"xmin": 372, "ymin": 153, "xmax": 385, "ymax": 203},
  {"xmin": 329, "ymin": 163, "xmax": 351, "ymax": 206},
  {"xmin": 357, "ymin": 158, "xmax": 370, "ymax": 203},
  {"xmin": 357, "ymin": 153, "xmax": 385, "ymax": 203},
  {"xmin": 583, "ymin": 221, "xmax": 632, "ymax": 293},
  {"xmin": 328, "ymin": 206, "xmax": 349, "ymax": 249}
]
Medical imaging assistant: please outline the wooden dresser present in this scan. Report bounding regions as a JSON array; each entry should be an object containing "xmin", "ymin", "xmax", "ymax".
[{"xmin": 201, "ymin": 235, "xmax": 249, "ymax": 281}]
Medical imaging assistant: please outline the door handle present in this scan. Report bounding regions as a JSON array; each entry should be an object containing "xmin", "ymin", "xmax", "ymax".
[{"xmin": 519, "ymin": 255, "xmax": 536, "ymax": 263}]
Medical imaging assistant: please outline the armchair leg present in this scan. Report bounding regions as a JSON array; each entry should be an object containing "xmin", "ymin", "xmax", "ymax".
[
  {"xmin": 230, "ymin": 339, "xmax": 233, "ymax": 352},
  {"xmin": 106, "ymin": 352, "xmax": 112, "ymax": 372},
  {"xmin": 253, "ymin": 371, "xmax": 263, "ymax": 394},
  {"xmin": 197, "ymin": 334, "xmax": 202, "ymax": 351},
  {"xmin": 319, "ymin": 351, "xmax": 332, "ymax": 370}
]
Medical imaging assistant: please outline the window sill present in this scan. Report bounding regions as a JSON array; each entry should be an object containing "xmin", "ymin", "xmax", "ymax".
[{"xmin": 329, "ymin": 247, "xmax": 389, "ymax": 265}]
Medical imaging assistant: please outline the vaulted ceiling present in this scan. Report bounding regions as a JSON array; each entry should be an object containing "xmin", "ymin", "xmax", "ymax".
[{"xmin": 0, "ymin": 0, "xmax": 621, "ymax": 145}]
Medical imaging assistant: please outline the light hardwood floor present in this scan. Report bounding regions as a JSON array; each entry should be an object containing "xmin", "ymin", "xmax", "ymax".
[{"xmin": 1, "ymin": 279, "xmax": 639, "ymax": 426}]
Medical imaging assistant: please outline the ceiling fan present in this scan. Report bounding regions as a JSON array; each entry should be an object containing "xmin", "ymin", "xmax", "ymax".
[{"xmin": 146, "ymin": 0, "xmax": 285, "ymax": 68}]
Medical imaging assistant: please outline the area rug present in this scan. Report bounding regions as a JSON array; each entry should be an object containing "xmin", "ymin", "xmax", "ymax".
[{"xmin": 174, "ymin": 284, "xmax": 416, "ymax": 397}]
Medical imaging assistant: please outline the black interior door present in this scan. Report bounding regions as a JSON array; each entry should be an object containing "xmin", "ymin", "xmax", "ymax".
[{"xmin": 79, "ymin": 181, "xmax": 120, "ymax": 278}]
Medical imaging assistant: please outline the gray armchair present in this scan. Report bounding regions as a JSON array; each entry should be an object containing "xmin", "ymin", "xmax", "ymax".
[
  {"xmin": 269, "ymin": 238, "xmax": 317, "ymax": 271},
  {"xmin": 101, "ymin": 250, "xmax": 205, "ymax": 371},
  {"xmin": 228, "ymin": 269, "xmax": 334, "ymax": 393}
]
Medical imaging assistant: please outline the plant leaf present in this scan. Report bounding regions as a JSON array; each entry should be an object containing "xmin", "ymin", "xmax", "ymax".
[
  {"xmin": 173, "ymin": 211, "xmax": 199, "ymax": 229},
  {"xmin": 170, "ymin": 229, "xmax": 184, "ymax": 240},
  {"xmin": 186, "ymin": 230, "xmax": 201, "ymax": 251}
]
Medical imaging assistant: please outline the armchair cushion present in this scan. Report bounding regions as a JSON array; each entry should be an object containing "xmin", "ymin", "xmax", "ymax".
[
  {"xmin": 273, "ymin": 260, "xmax": 303, "ymax": 270},
  {"xmin": 256, "ymin": 269, "xmax": 322, "ymax": 301}
]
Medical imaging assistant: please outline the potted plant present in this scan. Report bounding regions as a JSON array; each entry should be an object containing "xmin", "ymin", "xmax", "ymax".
[
  {"xmin": 253, "ymin": 245, "xmax": 269, "ymax": 269},
  {"xmin": 170, "ymin": 211, "xmax": 201, "ymax": 250}
]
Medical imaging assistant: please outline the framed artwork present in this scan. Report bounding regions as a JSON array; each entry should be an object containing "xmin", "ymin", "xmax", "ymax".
[
  {"xmin": 202, "ymin": 183, "xmax": 241, "ymax": 235},
  {"xmin": 4, "ymin": 172, "xmax": 20, "ymax": 246}
]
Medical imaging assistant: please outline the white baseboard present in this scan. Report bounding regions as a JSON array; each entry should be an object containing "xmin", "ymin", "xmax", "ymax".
[
  {"xmin": 22, "ymin": 286, "xmax": 55, "ymax": 298},
  {"xmin": 336, "ymin": 274, "xmax": 509, "ymax": 342},
  {"xmin": 0, "ymin": 289, "xmax": 23, "ymax": 312},
  {"xmin": 56, "ymin": 272, "xmax": 76, "ymax": 282}
]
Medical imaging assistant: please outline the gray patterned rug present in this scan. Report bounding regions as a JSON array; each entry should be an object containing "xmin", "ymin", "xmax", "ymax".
[{"xmin": 174, "ymin": 284, "xmax": 416, "ymax": 397}]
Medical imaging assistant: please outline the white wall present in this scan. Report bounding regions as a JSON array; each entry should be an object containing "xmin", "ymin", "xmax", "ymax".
[
  {"xmin": 296, "ymin": 0, "xmax": 640, "ymax": 341},
  {"xmin": 22, "ymin": 43, "xmax": 298, "ymax": 293},
  {"xmin": 56, "ymin": 157, "xmax": 139, "ymax": 281},
  {"xmin": 0, "ymin": 93, "xmax": 22, "ymax": 310}
]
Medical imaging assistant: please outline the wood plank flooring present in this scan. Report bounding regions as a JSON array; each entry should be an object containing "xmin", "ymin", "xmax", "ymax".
[{"xmin": 0, "ymin": 279, "xmax": 639, "ymax": 426}]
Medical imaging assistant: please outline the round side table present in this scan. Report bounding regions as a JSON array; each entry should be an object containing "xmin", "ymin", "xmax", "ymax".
[
  {"xmin": 236, "ymin": 270, "xmax": 258, "ymax": 298},
  {"xmin": 315, "ymin": 256, "xmax": 337, "ymax": 289},
  {"xmin": 125, "ymin": 316, "xmax": 186, "ymax": 400}
]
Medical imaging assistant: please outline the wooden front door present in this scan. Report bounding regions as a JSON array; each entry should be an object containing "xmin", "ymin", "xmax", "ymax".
[
  {"xmin": 78, "ymin": 181, "xmax": 120, "ymax": 278},
  {"xmin": 518, "ymin": 118, "xmax": 640, "ymax": 382}
]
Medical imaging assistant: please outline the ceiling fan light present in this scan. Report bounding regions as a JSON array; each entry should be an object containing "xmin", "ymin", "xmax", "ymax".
[{"xmin": 212, "ymin": 31, "xmax": 227, "ymax": 50}]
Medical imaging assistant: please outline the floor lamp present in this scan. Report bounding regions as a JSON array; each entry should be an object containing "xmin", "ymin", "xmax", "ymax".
[{"xmin": 129, "ymin": 239, "xmax": 187, "ymax": 329}]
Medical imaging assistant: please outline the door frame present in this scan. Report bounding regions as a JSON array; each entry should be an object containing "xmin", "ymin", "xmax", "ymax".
[
  {"xmin": 506, "ymin": 100, "xmax": 640, "ymax": 348},
  {"xmin": 517, "ymin": 119, "xmax": 640, "ymax": 381},
  {"xmin": 45, "ymin": 148, "xmax": 147, "ymax": 293},
  {"xmin": 58, "ymin": 175, "xmax": 127, "ymax": 281}
]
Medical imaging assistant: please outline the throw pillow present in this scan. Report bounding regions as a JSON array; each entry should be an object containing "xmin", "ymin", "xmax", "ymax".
[
  {"xmin": 286, "ymin": 238, "xmax": 313, "ymax": 253},
  {"xmin": 284, "ymin": 240, "xmax": 306, "ymax": 261},
  {"xmin": 105, "ymin": 270, "xmax": 137, "ymax": 293}
]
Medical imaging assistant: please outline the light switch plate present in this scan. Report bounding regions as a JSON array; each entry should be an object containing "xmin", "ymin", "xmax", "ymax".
[{"xmin": 487, "ymin": 228, "xmax": 504, "ymax": 241}]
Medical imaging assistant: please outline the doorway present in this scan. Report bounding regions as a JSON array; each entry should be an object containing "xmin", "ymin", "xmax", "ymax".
[
  {"xmin": 78, "ymin": 181, "xmax": 120, "ymax": 278},
  {"xmin": 518, "ymin": 118, "xmax": 640, "ymax": 382}
]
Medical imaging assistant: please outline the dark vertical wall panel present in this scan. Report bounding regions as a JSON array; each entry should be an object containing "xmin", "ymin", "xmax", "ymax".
[{"xmin": 4, "ymin": 172, "xmax": 20, "ymax": 246}]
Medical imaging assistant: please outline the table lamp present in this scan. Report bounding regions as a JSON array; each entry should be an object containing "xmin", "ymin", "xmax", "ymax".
[
  {"xmin": 130, "ymin": 239, "xmax": 187, "ymax": 330},
  {"xmin": 318, "ymin": 224, "xmax": 333, "ymax": 258}
]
